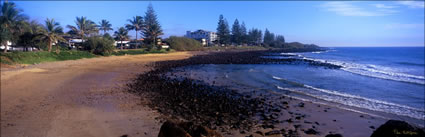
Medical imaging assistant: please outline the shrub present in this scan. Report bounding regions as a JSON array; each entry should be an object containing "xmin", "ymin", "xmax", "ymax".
[
  {"xmin": 83, "ymin": 36, "xmax": 115, "ymax": 55},
  {"xmin": 165, "ymin": 36, "xmax": 202, "ymax": 51}
]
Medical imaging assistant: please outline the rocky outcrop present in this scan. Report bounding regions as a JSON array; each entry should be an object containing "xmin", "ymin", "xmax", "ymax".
[{"xmin": 370, "ymin": 120, "xmax": 425, "ymax": 137}]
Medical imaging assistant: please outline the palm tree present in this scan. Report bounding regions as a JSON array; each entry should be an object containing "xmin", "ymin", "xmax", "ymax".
[
  {"xmin": 98, "ymin": 19, "xmax": 112, "ymax": 35},
  {"xmin": 1, "ymin": 1, "xmax": 28, "ymax": 52},
  {"xmin": 114, "ymin": 27, "xmax": 129, "ymax": 50},
  {"xmin": 38, "ymin": 18, "xmax": 65, "ymax": 53},
  {"xmin": 66, "ymin": 16, "xmax": 97, "ymax": 42},
  {"xmin": 125, "ymin": 16, "xmax": 143, "ymax": 48},
  {"xmin": 18, "ymin": 20, "xmax": 43, "ymax": 51}
]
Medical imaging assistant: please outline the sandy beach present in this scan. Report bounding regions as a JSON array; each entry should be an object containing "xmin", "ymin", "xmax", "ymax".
[
  {"xmin": 0, "ymin": 50, "xmax": 421, "ymax": 137},
  {"xmin": 1, "ymin": 52, "xmax": 193, "ymax": 137}
]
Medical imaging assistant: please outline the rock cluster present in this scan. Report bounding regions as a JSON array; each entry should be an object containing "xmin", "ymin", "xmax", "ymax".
[{"xmin": 127, "ymin": 50, "xmax": 343, "ymax": 134}]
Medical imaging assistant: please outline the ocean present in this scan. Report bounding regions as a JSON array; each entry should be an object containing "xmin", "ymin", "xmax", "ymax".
[{"xmin": 178, "ymin": 47, "xmax": 425, "ymax": 126}]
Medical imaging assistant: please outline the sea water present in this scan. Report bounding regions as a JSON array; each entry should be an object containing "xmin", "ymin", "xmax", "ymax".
[{"xmin": 181, "ymin": 47, "xmax": 425, "ymax": 126}]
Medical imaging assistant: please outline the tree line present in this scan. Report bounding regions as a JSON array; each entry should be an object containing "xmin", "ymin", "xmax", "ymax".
[
  {"xmin": 0, "ymin": 2, "xmax": 163, "ymax": 54},
  {"xmin": 216, "ymin": 14, "xmax": 286, "ymax": 48}
]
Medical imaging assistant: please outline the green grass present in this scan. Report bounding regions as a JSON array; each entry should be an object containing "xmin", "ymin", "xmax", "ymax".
[
  {"xmin": 0, "ymin": 50, "xmax": 96, "ymax": 65},
  {"xmin": 0, "ymin": 48, "xmax": 174, "ymax": 65},
  {"xmin": 110, "ymin": 48, "xmax": 170, "ymax": 56}
]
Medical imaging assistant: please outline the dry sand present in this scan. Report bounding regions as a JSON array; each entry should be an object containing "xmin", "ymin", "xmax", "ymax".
[{"xmin": 1, "ymin": 52, "xmax": 193, "ymax": 137}]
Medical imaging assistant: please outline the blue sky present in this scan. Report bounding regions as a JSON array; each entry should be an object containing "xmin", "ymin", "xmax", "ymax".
[{"xmin": 12, "ymin": 1, "xmax": 425, "ymax": 47}]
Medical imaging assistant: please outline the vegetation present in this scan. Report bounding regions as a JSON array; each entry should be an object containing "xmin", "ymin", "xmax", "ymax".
[
  {"xmin": 66, "ymin": 16, "xmax": 98, "ymax": 41},
  {"xmin": 37, "ymin": 18, "xmax": 65, "ymax": 53},
  {"xmin": 165, "ymin": 36, "xmax": 203, "ymax": 51},
  {"xmin": 216, "ymin": 15, "xmax": 287, "ymax": 48},
  {"xmin": 216, "ymin": 14, "xmax": 230, "ymax": 45},
  {"xmin": 247, "ymin": 28, "xmax": 262, "ymax": 46},
  {"xmin": 83, "ymin": 36, "xmax": 115, "ymax": 55},
  {"xmin": 0, "ymin": 1, "xmax": 323, "ymax": 65},
  {"xmin": 0, "ymin": 50, "xmax": 96, "ymax": 64},
  {"xmin": 98, "ymin": 19, "xmax": 113, "ymax": 35},
  {"xmin": 1, "ymin": 2, "xmax": 28, "ymax": 53},
  {"xmin": 142, "ymin": 4, "xmax": 163, "ymax": 47},
  {"xmin": 111, "ymin": 48, "xmax": 168, "ymax": 56},
  {"xmin": 125, "ymin": 16, "xmax": 143, "ymax": 48},
  {"xmin": 114, "ymin": 27, "xmax": 129, "ymax": 50},
  {"xmin": 283, "ymin": 42, "xmax": 321, "ymax": 51}
]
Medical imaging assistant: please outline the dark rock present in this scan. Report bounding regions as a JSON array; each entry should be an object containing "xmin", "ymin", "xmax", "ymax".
[
  {"xmin": 370, "ymin": 120, "xmax": 425, "ymax": 137},
  {"xmin": 158, "ymin": 120, "xmax": 223, "ymax": 137},
  {"xmin": 295, "ymin": 116, "xmax": 302, "ymax": 120},
  {"xmin": 255, "ymin": 131, "xmax": 264, "ymax": 136},
  {"xmin": 369, "ymin": 126, "xmax": 375, "ymax": 129},
  {"xmin": 265, "ymin": 130, "xmax": 281, "ymax": 136},
  {"xmin": 325, "ymin": 133, "xmax": 343, "ymax": 137},
  {"xmin": 262, "ymin": 124, "xmax": 275, "ymax": 129},
  {"xmin": 304, "ymin": 128, "xmax": 319, "ymax": 135},
  {"xmin": 298, "ymin": 102, "xmax": 304, "ymax": 107},
  {"xmin": 120, "ymin": 135, "xmax": 128, "ymax": 137},
  {"xmin": 158, "ymin": 121, "xmax": 191, "ymax": 137},
  {"xmin": 286, "ymin": 118, "xmax": 293, "ymax": 123}
]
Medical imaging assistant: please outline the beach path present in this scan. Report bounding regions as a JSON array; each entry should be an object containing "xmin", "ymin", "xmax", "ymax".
[{"xmin": 1, "ymin": 52, "xmax": 193, "ymax": 137}]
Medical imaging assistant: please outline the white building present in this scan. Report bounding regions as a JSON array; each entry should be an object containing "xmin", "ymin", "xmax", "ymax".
[
  {"xmin": 0, "ymin": 41, "xmax": 13, "ymax": 51},
  {"xmin": 114, "ymin": 41, "xmax": 130, "ymax": 48},
  {"xmin": 185, "ymin": 30, "xmax": 217, "ymax": 46},
  {"xmin": 0, "ymin": 41, "xmax": 38, "ymax": 51}
]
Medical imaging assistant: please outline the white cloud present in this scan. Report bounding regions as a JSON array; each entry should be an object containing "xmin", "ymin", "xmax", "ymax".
[
  {"xmin": 373, "ymin": 4, "xmax": 398, "ymax": 9},
  {"xmin": 321, "ymin": 2, "xmax": 398, "ymax": 16},
  {"xmin": 397, "ymin": 1, "xmax": 425, "ymax": 8},
  {"xmin": 384, "ymin": 23, "xmax": 424, "ymax": 29}
]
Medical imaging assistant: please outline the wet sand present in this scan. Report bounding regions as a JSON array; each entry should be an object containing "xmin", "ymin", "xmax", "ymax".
[{"xmin": 1, "ymin": 52, "xmax": 194, "ymax": 137}]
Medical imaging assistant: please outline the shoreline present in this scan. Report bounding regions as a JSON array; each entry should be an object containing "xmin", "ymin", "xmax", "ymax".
[
  {"xmin": 127, "ymin": 50, "xmax": 402, "ymax": 137},
  {"xmin": 1, "ymin": 52, "xmax": 195, "ymax": 137},
  {"xmin": 1, "ymin": 49, "xmax": 423, "ymax": 137}
]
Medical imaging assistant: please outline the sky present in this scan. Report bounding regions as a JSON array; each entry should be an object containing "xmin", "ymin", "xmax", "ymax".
[{"xmin": 11, "ymin": 0, "xmax": 425, "ymax": 47}]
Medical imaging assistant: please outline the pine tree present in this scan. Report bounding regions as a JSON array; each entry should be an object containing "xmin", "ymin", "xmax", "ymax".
[
  {"xmin": 216, "ymin": 14, "xmax": 230, "ymax": 45},
  {"xmin": 240, "ymin": 22, "xmax": 247, "ymax": 45},
  {"xmin": 142, "ymin": 4, "xmax": 163, "ymax": 46},
  {"xmin": 275, "ymin": 35, "xmax": 285, "ymax": 48},
  {"xmin": 263, "ymin": 28, "xmax": 275, "ymax": 46},
  {"xmin": 248, "ymin": 28, "xmax": 262, "ymax": 46},
  {"xmin": 231, "ymin": 19, "xmax": 241, "ymax": 45}
]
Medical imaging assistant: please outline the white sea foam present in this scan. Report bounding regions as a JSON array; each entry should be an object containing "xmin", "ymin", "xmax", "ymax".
[
  {"xmin": 280, "ymin": 53, "xmax": 297, "ymax": 56},
  {"xmin": 301, "ymin": 57, "xmax": 425, "ymax": 85},
  {"xmin": 276, "ymin": 84, "xmax": 425, "ymax": 120},
  {"xmin": 272, "ymin": 76, "xmax": 283, "ymax": 80}
]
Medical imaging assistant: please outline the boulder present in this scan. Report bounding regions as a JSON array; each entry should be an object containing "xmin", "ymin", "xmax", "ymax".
[
  {"xmin": 325, "ymin": 134, "xmax": 343, "ymax": 137},
  {"xmin": 158, "ymin": 120, "xmax": 223, "ymax": 137},
  {"xmin": 370, "ymin": 120, "xmax": 425, "ymax": 137},
  {"xmin": 158, "ymin": 121, "xmax": 191, "ymax": 137}
]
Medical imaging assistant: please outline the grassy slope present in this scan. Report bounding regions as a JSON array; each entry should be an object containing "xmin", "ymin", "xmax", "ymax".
[
  {"xmin": 0, "ymin": 50, "xmax": 96, "ymax": 65},
  {"xmin": 0, "ymin": 49, "xmax": 171, "ymax": 65}
]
